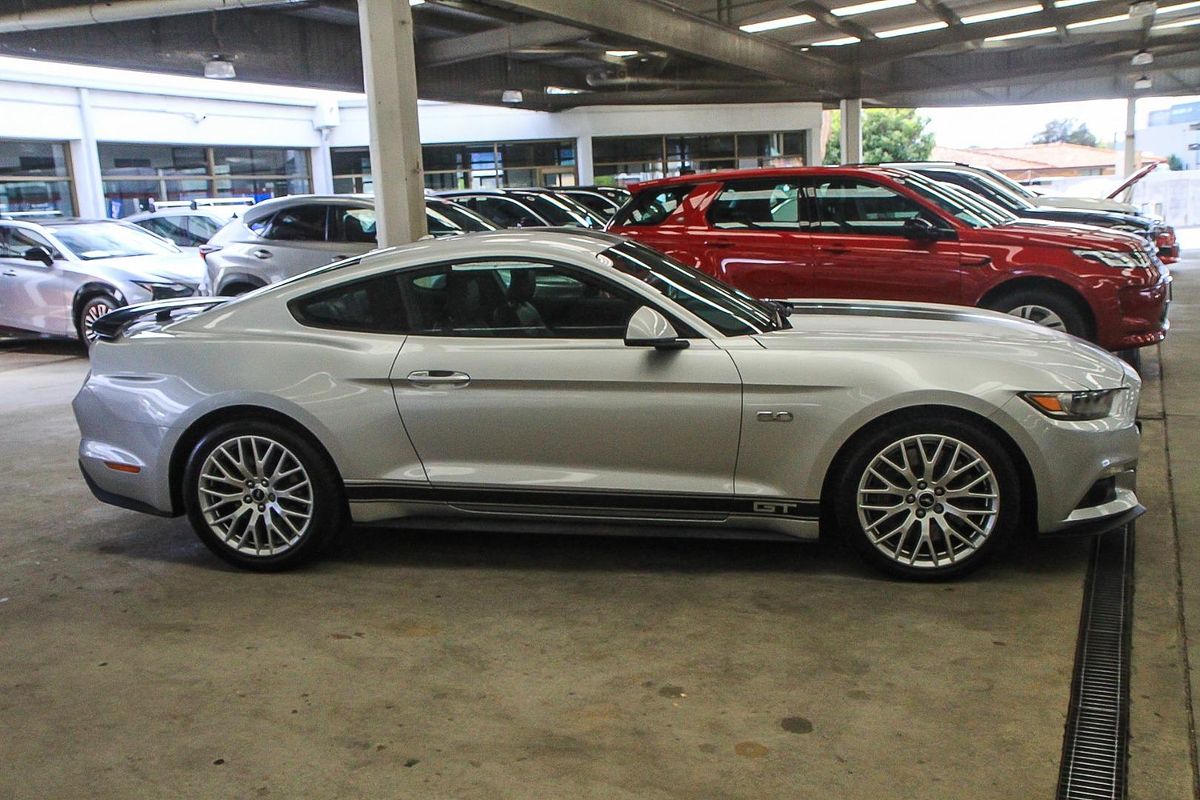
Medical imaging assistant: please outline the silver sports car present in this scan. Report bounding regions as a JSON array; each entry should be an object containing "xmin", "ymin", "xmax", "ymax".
[{"xmin": 73, "ymin": 230, "xmax": 1143, "ymax": 579}]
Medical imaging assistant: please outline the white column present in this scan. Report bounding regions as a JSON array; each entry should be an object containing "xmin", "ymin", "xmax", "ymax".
[
  {"xmin": 357, "ymin": 0, "xmax": 427, "ymax": 245},
  {"xmin": 311, "ymin": 131, "xmax": 334, "ymax": 195},
  {"xmin": 839, "ymin": 98, "xmax": 863, "ymax": 165},
  {"xmin": 74, "ymin": 88, "xmax": 106, "ymax": 218},
  {"xmin": 1123, "ymin": 96, "xmax": 1137, "ymax": 177},
  {"xmin": 575, "ymin": 135, "xmax": 594, "ymax": 185}
]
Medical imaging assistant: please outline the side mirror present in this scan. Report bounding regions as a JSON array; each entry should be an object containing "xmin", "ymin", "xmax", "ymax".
[
  {"xmin": 624, "ymin": 306, "xmax": 689, "ymax": 350},
  {"xmin": 902, "ymin": 217, "xmax": 944, "ymax": 241},
  {"xmin": 23, "ymin": 246, "xmax": 54, "ymax": 266}
]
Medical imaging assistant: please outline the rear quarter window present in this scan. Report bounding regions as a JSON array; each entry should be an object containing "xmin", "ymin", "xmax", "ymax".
[{"xmin": 290, "ymin": 272, "xmax": 407, "ymax": 334}]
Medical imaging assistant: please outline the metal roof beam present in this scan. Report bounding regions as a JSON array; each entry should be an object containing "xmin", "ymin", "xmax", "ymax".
[{"xmin": 421, "ymin": 20, "xmax": 589, "ymax": 67}]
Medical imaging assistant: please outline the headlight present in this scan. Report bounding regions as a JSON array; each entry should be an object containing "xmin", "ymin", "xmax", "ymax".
[
  {"xmin": 1021, "ymin": 388, "xmax": 1122, "ymax": 420},
  {"xmin": 132, "ymin": 281, "xmax": 195, "ymax": 300},
  {"xmin": 1073, "ymin": 249, "xmax": 1146, "ymax": 269}
]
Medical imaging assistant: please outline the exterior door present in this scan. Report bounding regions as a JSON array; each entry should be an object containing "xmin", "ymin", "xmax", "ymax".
[
  {"xmin": 807, "ymin": 176, "xmax": 962, "ymax": 304},
  {"xmin": 0, "ymin": 226, "xmax": 71, "ymax": 336},
  {"xmin": 251, "ymin": 203, "xmax": 372, "ymax": 282},
  {"xmin": 388, "ymin": 259, "xmax": 743, "ymax": 499},
  {"xmin": 689, "ymin": 177, "xmax": 813, "ymax": 300}
]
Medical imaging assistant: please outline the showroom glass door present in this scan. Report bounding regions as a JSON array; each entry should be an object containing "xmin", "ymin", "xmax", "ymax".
[
  {"xmin": 806, "ymin": 177, "xmax": 962, "ymax": 303},
  {"xmin": 388, "ymin": 260, "xmax": 742, "ymax": 498}
]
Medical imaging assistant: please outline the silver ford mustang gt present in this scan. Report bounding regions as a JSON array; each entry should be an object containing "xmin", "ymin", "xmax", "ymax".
[{"xmin": 73, "ymin": 230, "xmax": 1143, "ymax": 579}]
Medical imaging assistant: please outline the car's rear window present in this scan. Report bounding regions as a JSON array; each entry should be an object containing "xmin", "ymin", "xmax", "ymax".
[{"xmin": 610, "ymin": 185, "xmax": 694, "ymax": 227}]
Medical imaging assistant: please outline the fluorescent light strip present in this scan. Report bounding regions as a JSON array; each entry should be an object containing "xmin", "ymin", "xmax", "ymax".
[
  {"xmin": 1159, "ymin": 1, "xmax": 1200, "ymax": 13},
  {"xmin": 812, "ymin": 35, "xmax": 863, "ymax": 45},
  {"xmin": 875, "ymin": 20, "xmax": 949, "ymax": 37},
  {"xmin": 740, "ymin": 13, "xmax": 814, "ymax": 32},
  {"xmin": 985, "ymin": 25, "xmax": 1058, "ymax": 39},
  {"xmin": 831, "ymin": 0, "xmax": 915, "ymax": 17},
  {"xmin": 1053, "ymin": 0, "xmax": 1100, "ymax": 7},
  {"xmin": 962, "ymin": 4, "xmax": 1042, "ymax": 23},
  {"xmin": 1154, "ymin": 15, "xmax": 1200, "ymax": 26},
  {"xmin": 605, "ymin": 50, "xmax": 638, "ymax": 57},
  {"xmin": 1065, "ymin": 13, "xmax": 1130, "ymax": 27}
]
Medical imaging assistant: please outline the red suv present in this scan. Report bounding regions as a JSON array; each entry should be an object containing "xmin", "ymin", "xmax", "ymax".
[{"xmin": 608, "ymin": 167, "xmax": 1170, "ymax": 352}]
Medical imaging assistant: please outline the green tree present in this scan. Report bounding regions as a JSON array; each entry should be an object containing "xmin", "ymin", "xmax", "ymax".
[
  {"xmin": 1167, "ymin": 153, "xmax": 1185, "ymax": 171},
  {"xmin": 823, "ymin": 108, "xmax": 936, "ymax": 165},
  {"xmin": 1031, "ymin": 119, "xmax": 1099, "ymax": 147}
]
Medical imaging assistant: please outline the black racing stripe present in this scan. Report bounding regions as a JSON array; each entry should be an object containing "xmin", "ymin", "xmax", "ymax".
[{"xmin": 344, "ymin": 482, "xmax": 819, "ymax": 519}]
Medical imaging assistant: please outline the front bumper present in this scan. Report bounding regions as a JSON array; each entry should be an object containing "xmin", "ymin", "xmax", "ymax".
[{"xmin": 1106, "ymin": 274, "xmax": 1171, "ymax": 351}]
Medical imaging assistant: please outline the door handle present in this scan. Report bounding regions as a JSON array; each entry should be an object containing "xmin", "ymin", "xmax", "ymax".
[
  {"xmin": 251, "ymin": 249, "xmax": 272, "ymax": 260},
  {"xmin": 406, "ymin": 370, "xmax": 471, "ymax": 388},
  {"xmin": 815, "ymin": 243, "xmax": 849, "ymax": 254},
  {"xmin": 704, "ymin": 240, "xmax": 736, "ymax": 249},
  {"xmin": 962, "ymin": 255, "xmax": 992, "ymax": 268}
]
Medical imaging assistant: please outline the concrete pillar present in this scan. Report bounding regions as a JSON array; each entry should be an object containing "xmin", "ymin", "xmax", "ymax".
[
  {"xmin": 576, "ymin": 135, "xmax": 594, "ymax": 185},
  {"xmin": 839, "ymin": 98, "xmax": 863, "ymax": 165},
  {"xmin": 1123, "ymin": 96, "xmax": 1137, "ymax": 178},
  {"xmin": 357, "ymin": 0, "xmax": 427, "ymax": 245},
  {"xmin": 74, "ymin": 88, "xmax": 106, "ymax": 218},
  {"xmin": 311, "ymin": 131, "xmax": 334, "ymax": 195}
]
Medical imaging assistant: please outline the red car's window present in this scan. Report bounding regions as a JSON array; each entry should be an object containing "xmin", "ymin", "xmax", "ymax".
[{"xmin": 611, "ymin": 185, "xmax": 694, "ymax": 227}]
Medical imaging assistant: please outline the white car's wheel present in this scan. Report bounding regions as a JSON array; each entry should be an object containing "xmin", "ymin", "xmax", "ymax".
[
  {"xmin": 837, "ymin": 416, "xmax": 1021, "ymax": 580},
  {"xmin": 78, "ymin": 293, "xmax": 119, "ymax": 346},
  {"xmin": 183, "ymin": 420, "xmax": 346, "ymax": 570}
]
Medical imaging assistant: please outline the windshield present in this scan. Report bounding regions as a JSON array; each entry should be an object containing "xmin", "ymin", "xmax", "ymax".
[
  {"xmin": 53, "ymin": 222, "xmax": 180, "ymax": 260},
  {"xmin": 428, "ymin": 201, "xmax": 499, "ymax": 233},
  {"xmin": 602, "ymin": 240, "xmax": 778, "ymax": 337},
  {"xmin": 978, "ymin": 166, "xmax": 1040, "ymax": 200},
  {"xmin": 892, "ymin": 172, "xmax": 1015, "ymax": 228},
  {"xmin": 512, "ymin": 192, "xmax": 596, "ymax": 228}
]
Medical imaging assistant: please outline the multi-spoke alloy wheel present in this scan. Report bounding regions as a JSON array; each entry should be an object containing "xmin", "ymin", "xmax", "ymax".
[
  {"xmin": 184, "ymin": 421, "xmax": 345, "ymax": 570},
  {"xmin": 857, "ymin": 434, "xmax": 999, "ymax": 569},
  {"xmin": 198, "ymin": 435, "xmax": 314, "ymax": 556},
  {"xmin": 1006, "ymin": 304, "xmax": 1065, "ymax": 331},
  {"xmin": 838, "ymin": 418, "xmax": 1019, "ymax": 580},
  {"xmin": 79, "ymin": 294, "xmax": 118, "ymax": 346}
]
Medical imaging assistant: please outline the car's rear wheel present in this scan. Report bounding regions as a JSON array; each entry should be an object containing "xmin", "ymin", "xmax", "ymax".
[
  {"xmin": 78, "ymin": 293, "xmax": 119, "ymax": 346},
  {"xmin": 985, "ymin": 288, "xmax": 1089, "ymax": 339},
  {"xmin": 183, "ymin": 420, "xmax": 346, "ymax": 570},
  {"xmin": 836, "ymin": 417, "xmax": 1020, "ymax": 580}
]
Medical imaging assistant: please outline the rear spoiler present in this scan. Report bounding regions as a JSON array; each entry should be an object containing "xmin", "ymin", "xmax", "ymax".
[{"xmin": 91, "ymin": 297, "xmax": 230, "ymax": 342}]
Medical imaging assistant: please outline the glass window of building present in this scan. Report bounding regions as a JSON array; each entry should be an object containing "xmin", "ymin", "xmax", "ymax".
[
  {"xmin": 332, "ymin": 140, "xmax": 577, "ymax": 193},
  {"xmin": 0, "ymin": 139, "xmax": 75, "ymax": 217},
  {"xmin": 99, "ymin": 143, "xmax": 311, "ymax": 218},
  {"xmin": 593, "ymin": 131, "xmax": 808, "ymax": 186}
]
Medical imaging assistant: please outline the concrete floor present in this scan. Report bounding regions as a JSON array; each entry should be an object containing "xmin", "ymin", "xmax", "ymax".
[{"xmin": 1, "ymin": 257, "xmax": 1198, "ymax": 799}]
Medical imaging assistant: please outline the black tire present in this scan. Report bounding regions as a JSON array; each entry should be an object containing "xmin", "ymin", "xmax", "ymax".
[
  {"xmin": 835, "ymin": 415, "xmax": 1021, "ymax": 581},
  {"xmin": 984, "ymin": 287, "xmax": 1089, "ymax": 339},
  {"xmin": 1117, "ymin": 347, "xmax": 1143, "ymax": 374},
  {"xmin": 219, "ymin": 282, "xmax": 260, "ymax": 297},
  {"xmin": 183, "ymin": 419, "xmax": 347, "ymax": 571},
  {"xmin": 77, "ymin": 293, "xmax": 120, "ymax": 346}
]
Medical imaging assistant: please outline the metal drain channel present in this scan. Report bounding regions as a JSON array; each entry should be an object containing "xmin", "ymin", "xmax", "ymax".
[{"xmin": 1055, "ymin": 525, "xmax": 1134, "ymax": 800}]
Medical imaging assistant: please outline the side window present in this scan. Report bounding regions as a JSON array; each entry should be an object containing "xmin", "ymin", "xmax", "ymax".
[
  {"xmin": 611, "ymin": 185, "xmax": 693, "ymax": 227},
  {"xmin": 0, "ymin": 226, "xmax": 58, "ymax": 260},
  {"xmin": 474, "ymin": 197, "xmax": 535, "ymax": 228},
  {"xmin": 708, "ymin": 180, "xmax": 801, "ymax": 230},
  {"xmin": 263, "ymin": 204, "xmax": 329, "ymax": 242},
  {"xmin": 397, "ymin": 261, "xmax": 642, "ymax": 339},
  {"xmin": 290, "ymin": 271, "xmax": 406, "ymax": 333},
  {"xmin": 328, "ymin": 207, "xmax": 378, "ymax": 244},
  {"xmin": 810, "ymin": 178, "xmax": 927, "ymax": 236},
  {"xmin": 142, "ymin": 216, "xmax": 206, "ymax": 246},
  {"xmin": 187, "ymin": 216, "xmax": 223, "ymax": 242}
]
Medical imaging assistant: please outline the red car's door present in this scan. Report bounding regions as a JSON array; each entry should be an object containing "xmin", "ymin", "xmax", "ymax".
[
  {"xmin": 806, "ymin": 176, "xmax": 962, "ymax": 303},
  {"xmin": 684, "ymin": 177, "xmax": 814, "ymax": 300}
]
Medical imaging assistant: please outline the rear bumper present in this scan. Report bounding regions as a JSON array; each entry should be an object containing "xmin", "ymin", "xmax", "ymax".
[{"xmin": 78, "ymin": 461, "xmax": 176, "ymax": 518}]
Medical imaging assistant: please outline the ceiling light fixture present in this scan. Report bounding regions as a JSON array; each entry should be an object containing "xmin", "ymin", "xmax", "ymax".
[
  {"xmin": 1134, "ymin": 74, "xmax": 1153, "ymax": 89},
  {"xmin": 984, "ymin": 25, "xmax": 1058, "ymax": 39},
  {"xmin": 812, "ymin": 35, "xmax": 863, "ymax": 45},
  {"xmin": 1065, "ymin": 13, "xmax": 1130, "ymax": 27},
  {"xmin": 1054, "ymin": 0, "xmax": 1102, "ymax": 6},
  {"xmin": 1153, "ymin": 14, "xmax": 1200, "ymax": 26},
  {"xmin": 961, "ymin": 4, "xmax": 1042, "ymax": 23},
  {"xmin": 605, "ymin": 50, "xmax": 638, "ymax": 57},
  {"xmin": 830, "ymin": 0, "xmax": 915, "ymax": 16},
  {"xmin": 875, "ymin": 20, "xmax": 949, "ymax": 37},
  {"xmin": 544, "ymin": 85, "xmax": 586, "ymax": 95},
  {"xmin": 739, "ymin": 13, "xmax": 815, "ymax": 32},
  {"xmin": 501, "ymin": 89, "xmax": 524, "ymax": 103},
  {"xmin": 203, "ymin": 56, "xmax": 236, "ymax": 79},
  {"xmin": 1157, "ymin": 0, "xmax": 1200, "ymax": 12},
  {"xmin": 1131, "ymin": 49, "xmax": 1154, "ymax": 64}
]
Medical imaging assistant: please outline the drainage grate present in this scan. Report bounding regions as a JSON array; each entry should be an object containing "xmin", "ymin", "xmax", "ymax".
[{"xmin": 1056, "ymin": 526, "xmax": 1134, "ymax": 800}]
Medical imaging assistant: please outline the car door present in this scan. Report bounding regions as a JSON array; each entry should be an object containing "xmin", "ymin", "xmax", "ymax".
[
  {"xmin": 0, "ymin": 225, "xmax": 72, "ymax": 336},
  {"xmin": 388, "ymin": 259, "xmax": 743, "ymax": 505},
  {"xmin": 689, "ymin": 177, "xmax": 814, "ymax": 300},
  {"xmin": 807, "ymin": 176, "xmax": 962, "ymax": 303},
  {"xmin": 253, "ymin": 203, "xmax": 368, "ymax": 282}
]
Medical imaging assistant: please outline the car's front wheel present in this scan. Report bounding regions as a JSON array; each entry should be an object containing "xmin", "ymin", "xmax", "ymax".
[
  {"xmin": 836, "ymin": 416, "xmax": 1020, "ymax": 580},
  {"xmin": 78, "ymin": 293, "xmax": 119, "ymax": 346},
  {"xmin": 183, "ymin": 420, "xmax": 346, "ymax": 570},
  {"xmin": 984, "ymin": 288, "xmax": 1089, "ymax": 339}
]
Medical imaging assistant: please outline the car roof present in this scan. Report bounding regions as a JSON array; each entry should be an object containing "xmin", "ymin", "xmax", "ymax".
[
  {"xmin": 1, "ymin": 217, "xmax": 121, "ymax": 227},
  {"xmin": 628, "ymin": 165, "xmax": 909, "ymax": 192},
  {"xmin": 359, "ymin": 228, "xmax": 624, "ymax": 265}
]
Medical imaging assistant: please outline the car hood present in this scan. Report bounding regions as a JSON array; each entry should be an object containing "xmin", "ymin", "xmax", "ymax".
[
  {"xmin": 1017, "ymin": 206, "xmax": 1151, "ymax": 232},
  {"xmin": 983, "ymin": 219, "xmax": 1144, "ymax": 250},
  {"xmin": 78, "ymin": 252, "xmax": 205, "ymax": 285},
  {"xmin": 1034, "ymin": 196, "xmax": 1141, "ymax": 215},
  {"xmin": 756, "ymin": 299, "xmax": 1131, "ymax": 390}
]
